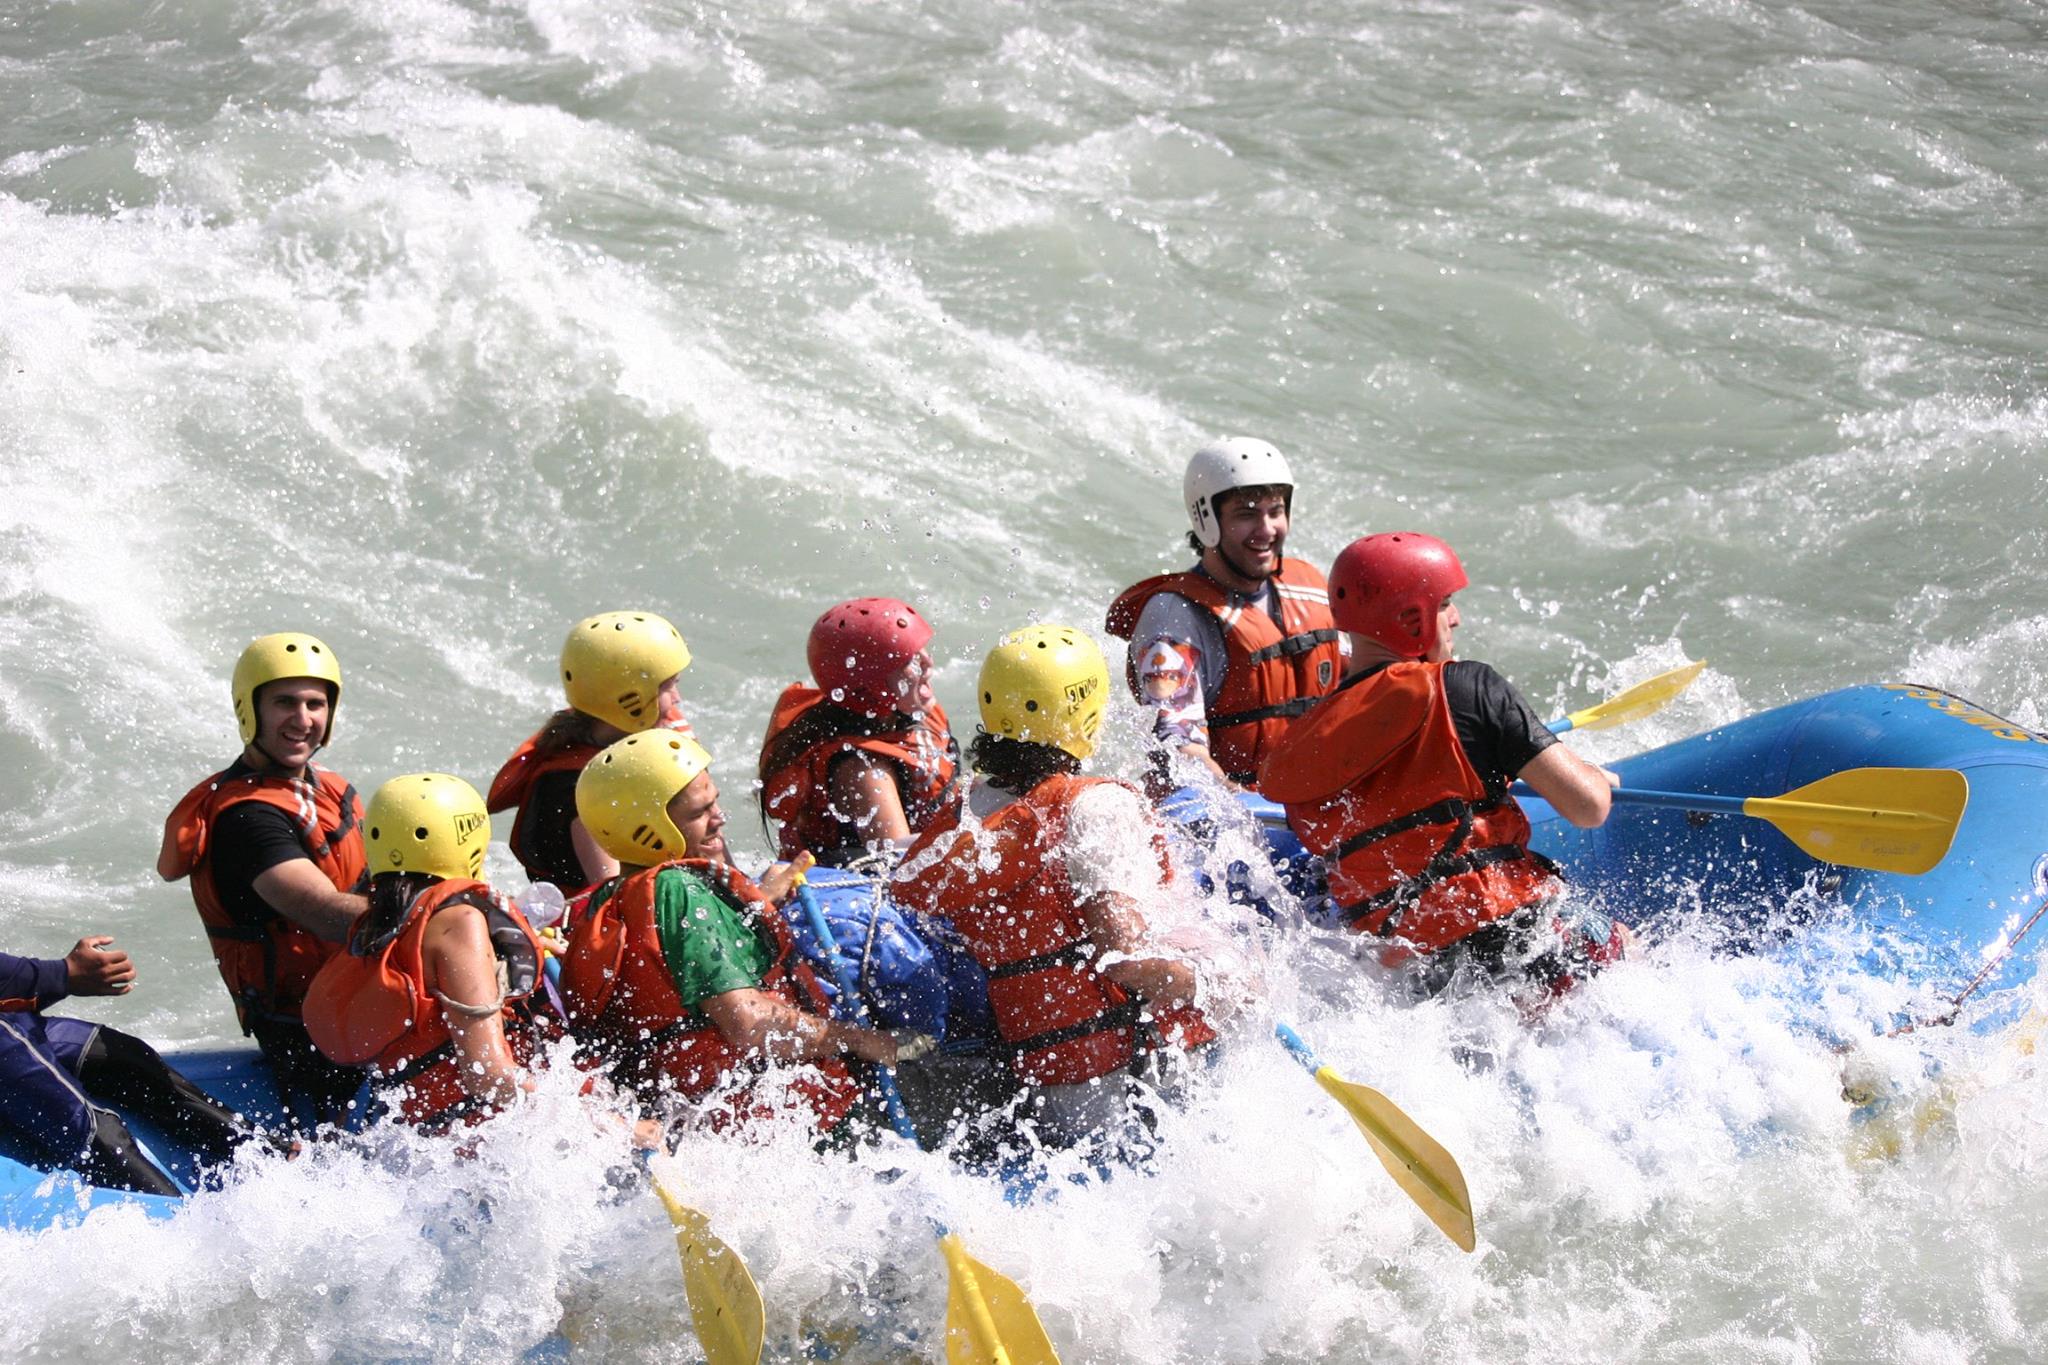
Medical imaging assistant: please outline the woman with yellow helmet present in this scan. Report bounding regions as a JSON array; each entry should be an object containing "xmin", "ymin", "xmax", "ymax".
[
  {"xmin": 303, "ymin": 774, "xmax": 552, "ymax": 1131},
  {"xmin": 485, "ymin": 611, "xmax": 695, "ymax": 897},
  {"xmin": 891, "ymin": 625, "xmax": 1215, "ymax": 1163}
]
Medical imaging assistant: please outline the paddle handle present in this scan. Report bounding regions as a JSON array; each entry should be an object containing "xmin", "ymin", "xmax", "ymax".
[
  {"xmin": 794, "ymin": 883, "xmax": 918, "ymax": 1142},
  {"xmin": 1545, "ymin": 714, "xmax": 1578, "ymax": 736}
]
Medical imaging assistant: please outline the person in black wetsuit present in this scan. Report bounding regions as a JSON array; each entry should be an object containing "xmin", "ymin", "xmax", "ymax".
[
  {"xmin": 1, "ymin": 936, "xmax": 282, "ymax": 1194},
  {"xmin": 1260, "ymin": 532, "xmax": 1627, "ymax": 1002},
  {"xmin": 159, "ymin": 632, "xmax": 370, "ymax": 1129}
]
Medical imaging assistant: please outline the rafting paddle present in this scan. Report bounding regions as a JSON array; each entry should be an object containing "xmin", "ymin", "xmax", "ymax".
[
  {"xmin": 1274, "ymin": 1023, "xmax": 1477, "ymax": 1252},
  {"xmin": 795, "ymin": 883, "xmax": 1060, "ymax": 1365},
  {"xmin": 1588, "ymin": 766, "xmax": 1969, "ymax": 876},
  {"xmin": 1546, "ymin": 660, "xmax": 1706, "ymax": 735},
  {"xmin": 649, "ymin": 1162, "xmax": 766, "ymax": 1365}
]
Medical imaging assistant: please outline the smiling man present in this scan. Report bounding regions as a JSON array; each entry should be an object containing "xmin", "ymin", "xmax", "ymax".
[
  {"xmin": 160, "ymin": 632, "xmax": 370, "ymax": 1128},
  {"xmin": 1106, "ymin": 437, "xmax": 1346, "ymax": 791}
]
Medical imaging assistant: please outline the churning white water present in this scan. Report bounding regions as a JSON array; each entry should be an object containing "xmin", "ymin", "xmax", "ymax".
[{"xmin": 3, "ymin": 0, "xmax": 2046, "ymax": 1359}]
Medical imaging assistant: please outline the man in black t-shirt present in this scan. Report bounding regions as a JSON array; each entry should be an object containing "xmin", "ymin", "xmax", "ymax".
[
  {"xmin": 1260, "ymin": 533, "xmax": 1626, "ymax": 1000},
  {"xmin": 160, "ymin": 633, "xmax": 370, "ymax": 1127}
]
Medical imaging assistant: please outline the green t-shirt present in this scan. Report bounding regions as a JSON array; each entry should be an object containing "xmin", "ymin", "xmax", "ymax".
[{"xmin": 647, "ymin": 867, "xmax": 778, "ymax": 1026}]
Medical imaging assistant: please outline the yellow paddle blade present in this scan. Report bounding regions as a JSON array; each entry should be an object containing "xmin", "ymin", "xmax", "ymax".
[
  {"xmin": 1742, "ymin": 767, "xmax": 1968, "ymax": 876},
  {"xmin": 652, "ymin": 1171, "xmax": 765, "ymax": 1365},
  {"xmin": 940, "ymin": 1232, "xmax": 1060, "ymax": 1365},
  {"xmin": 1563, "ymin": 661, "xmax": 1706, "ymax": 733},
  {"xmin": 1314, "ymin": 1067, "xmax": 1476, "ymax": 1252}
]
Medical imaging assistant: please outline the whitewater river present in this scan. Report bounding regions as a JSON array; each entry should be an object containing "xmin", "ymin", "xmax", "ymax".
[{"xmin": 3, "ymin": 0, "xmax": 2044, "ymax": 1360}]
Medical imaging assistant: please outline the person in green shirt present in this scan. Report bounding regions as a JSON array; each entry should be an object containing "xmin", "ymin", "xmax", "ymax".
[{"xmin": 559, "ymin": 732, "xmax": 920, "ymax": 1135}]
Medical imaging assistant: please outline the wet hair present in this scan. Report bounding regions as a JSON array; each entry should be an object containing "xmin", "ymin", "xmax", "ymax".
[
  {"xmin": 357, "ymin": 870, "xmax": 442, "ymax": 953},
  {"xmin": 530, "ymin": 706, "xmax": 606, "ymax": 759},
  {"xmin": 967, "ymin": 730, "xmax": 1080, "ymax": 791}
]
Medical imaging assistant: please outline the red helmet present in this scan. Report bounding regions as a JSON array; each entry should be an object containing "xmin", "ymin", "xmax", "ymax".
[
  {"xmin": 807, "ymin": 598, "xmax": 934, "ymax": 713},
  {"xmin": 1327, "ymin": 532, "xmax": 1469, "ymax": 659}
]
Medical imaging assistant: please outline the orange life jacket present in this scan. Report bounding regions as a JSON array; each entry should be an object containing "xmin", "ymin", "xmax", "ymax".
[
  {"xmin": 485, "ymin": 728, "xmax": 603, "ymax": 889},
  {"xmin": 160, "ymin": 764, "xmax": 367, "ymax": 1029},
  {"xmin": 1106, "ymin": 558, "xmax": 1343, "ymax": 786},
  {"xmin": 891, "ymin": 774, "xmax": 1216, "ymax": 1086},
  {"xmin": 1260, "ymin": 661, "xmax": 1561, "ymax": 958},
  {"xmin": 557, "ymin": 859, "xmax": 856, "ymax": 1132},
  {"xmin": 301, "ymin": 878, "xmax": 544, "ymax": 1129},
  {"xmin": 758, "ymin": 685, "xmax": 960, "ymax": 861}
]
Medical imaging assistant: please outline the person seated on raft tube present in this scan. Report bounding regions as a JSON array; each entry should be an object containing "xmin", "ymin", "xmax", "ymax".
[
  {"xmin": 159, "ymin": 632, "xmax": 371, "ymax": 1129},
  {"xmin": 2, "ymin": 936, "xmax": 290, "ymax": 1195},
  {"xmin": 559, "ymin": 732, "xmax": 922, "ymax": 1139},
  {"xmin": 1258, "ymin": 532, "xmax": 1625, "ymax": 1000},
  {"xmin": 486, "ymin": 611, "xmax": 695, "ymax": 897},
  {"xmin": 891, "ymin": 625, "xmax": 1217, "ymax": 1161},
  {"xmin": 302, "ymin": 774, "xmax": 557, "ymax": 1134},
  {"xmin": 1106, "ymin": 438, "xmax": 1345, "ymax": 794},
  {"xmin": 757, "ymin": 597, "xmax": 960, "ymax": 869}
]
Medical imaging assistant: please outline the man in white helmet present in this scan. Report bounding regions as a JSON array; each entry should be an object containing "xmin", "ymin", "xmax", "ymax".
[{"xmin": 1106, "ymin": 438, "xmax": 1346, "ymax": 791}]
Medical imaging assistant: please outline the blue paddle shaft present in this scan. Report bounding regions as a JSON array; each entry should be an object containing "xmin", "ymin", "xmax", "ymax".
[
  {"xmin": 1274, "ymin": 1022, "xmax": 1321, "ymax": 1076},
  {"xmin": 1547, "ymin": 715, "xmax": 1577, "ymax": 736},
  {"xmin": 794, "ymin": 883, "xmax": 917, "ymax": 1142},
  {"xmin": 1511, "ymin": 782, "xmax": 1746, "ymax": 817}
]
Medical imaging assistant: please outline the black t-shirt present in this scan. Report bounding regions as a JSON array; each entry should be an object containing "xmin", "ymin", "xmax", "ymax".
[
  {"xmin": 206, "ymin": 759, "xmax": 318, "ymax": 928},
  {"xmin": 515, "ymin": 769, "xmax": 589, "ymax": 889},
  {"xmin": 1353, "ymin": 660, "xmax": 1556, "ymax": 798}
]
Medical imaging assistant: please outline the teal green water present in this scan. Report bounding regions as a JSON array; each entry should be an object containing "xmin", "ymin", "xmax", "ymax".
[{"xmin": 3, "ymin": 1, "xmax": 2045, "ymax": 1359}]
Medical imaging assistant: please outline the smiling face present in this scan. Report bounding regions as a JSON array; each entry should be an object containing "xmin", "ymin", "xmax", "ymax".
[
  {"xmin": 249, "ymin": 678, "xmax": 332, "ymax": 770},
  {"xmin": 1204, "ymin": 486, "xmax": 1290, "ymax": 589},
  {"xmin": 664, "ymin": 769, "xmax": 728, "ymax": 866}
]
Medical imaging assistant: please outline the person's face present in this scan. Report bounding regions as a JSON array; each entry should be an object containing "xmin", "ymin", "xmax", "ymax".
[
  {"xmin": 1426, "ymin": 595, "xmax": 1460, "ymax": 663},
  {"xmin": 1213, "ymin": 489, "xmax": 1289, "ymax": 582},
  {"xmin": 253, "ymin": 679, "xmax": 331, "ymax": 767},
  {"xmin": 886, "ymin": 649, "xmax": 936, "ymax": 714},
  {"xmin": 656, "ymin": 672, "xmax": 684, "ymax": 725},
  {"xmin": 665, "ymin": 770, "xmax": 727, "ymax": 865}
]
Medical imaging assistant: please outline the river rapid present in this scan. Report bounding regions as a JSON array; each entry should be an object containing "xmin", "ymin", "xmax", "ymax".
[{"xmin": 3, "ymin": 0, "xmax": 2045, "ymax": 1360}]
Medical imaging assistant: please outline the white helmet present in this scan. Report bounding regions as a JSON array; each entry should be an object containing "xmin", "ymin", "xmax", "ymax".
[{"xmin": 1184, "ymin": 437, "xmax": 1295, "ymax": 549}]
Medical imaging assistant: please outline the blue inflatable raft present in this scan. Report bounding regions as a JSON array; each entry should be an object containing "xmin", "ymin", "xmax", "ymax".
[{"xmin": 1523, "ymin": 683, "xmax": 2048, "ymax": 1010}]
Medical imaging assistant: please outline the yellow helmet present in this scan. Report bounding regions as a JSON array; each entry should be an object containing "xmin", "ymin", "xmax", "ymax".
[
  {"xmin": 977, "ymin": 624, "xmax": 1112, "ymax": 760},
  {"xmin": 574, "ymin": 731, "xmax": 714, "ymax": 866},
  {"xmin": 365, "ymin": 773, "xmax": 491, "ymax": 881},
  {"xmin": 231, "ymin": 632, "xmax": 344, "ymax": 745},
  {"xmin": 560, "ymin": 611, "xmax": 691, "ymax": 734}
]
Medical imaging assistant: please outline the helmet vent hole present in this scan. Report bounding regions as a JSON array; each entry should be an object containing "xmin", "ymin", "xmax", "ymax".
[
  {"xmin": 285, "ymin": 643, "xmax": 298, "ymax": 653},
  {"xmin": 369, "ymin": 826, "xmax": 380, "ymax": 840},
  {"xmin": 1025, "ymin": 700, "xmax": 1038, "ymax": 712},
  {"xmin": 413, "ymin": 826, "xmax": 429, "ymax": 841}
]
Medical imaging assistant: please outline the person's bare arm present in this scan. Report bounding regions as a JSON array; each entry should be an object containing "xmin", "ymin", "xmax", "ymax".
[
  {"xmin": 422, "ymin": 906, "xmax": 530, "ymax": 1106},
  {"xmin": 826, "ymin": 752, "xmax": 913, "ymax": 846},
  {"xmin": 250, "ymin": 859, "xmax": 367, "ymax": 942},
  {"xmin": 701, "ymin": 987, "xmax": 898, "ymax": 1065},
  {"xmin": 1517, "ymin": 744, "xmax": 1616, "ymax": 829},
  {"xmin": 1077, "ymin": 891, "xmax": 1198, "ymax": 1007},
  {"xmin": 570, "ymin": 818, "xmax": 621, "ymax": 887}
]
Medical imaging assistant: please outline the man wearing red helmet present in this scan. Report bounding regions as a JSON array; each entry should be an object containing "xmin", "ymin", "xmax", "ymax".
[
  {"xmin": 757, "ymin": 598, "xmax": 960, "ymax": 867},
  {"xmin": 1106, "ymin": 438, "xmax": 1345, "ymax": 791},
  {"xmin": 1259, "ymin": 533, "xmax": 1624, "ymax": 999}
]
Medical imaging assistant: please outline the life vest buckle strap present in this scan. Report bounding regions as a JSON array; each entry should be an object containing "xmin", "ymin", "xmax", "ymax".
[
  {"xmin": 1209, "ymin": 696, "xmax": 1319, "ymax": 731},
  {"xmin": 986, "ymin": 943, "xmax": 1098, "ymax": 980},
  {"xmin": 1239, "ymin": 628, "xmax": 1340, "ymax": 667},
  {"xmin": 1008, "ymin": 997, "xmax": 1145, "ymax": 1057}
]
